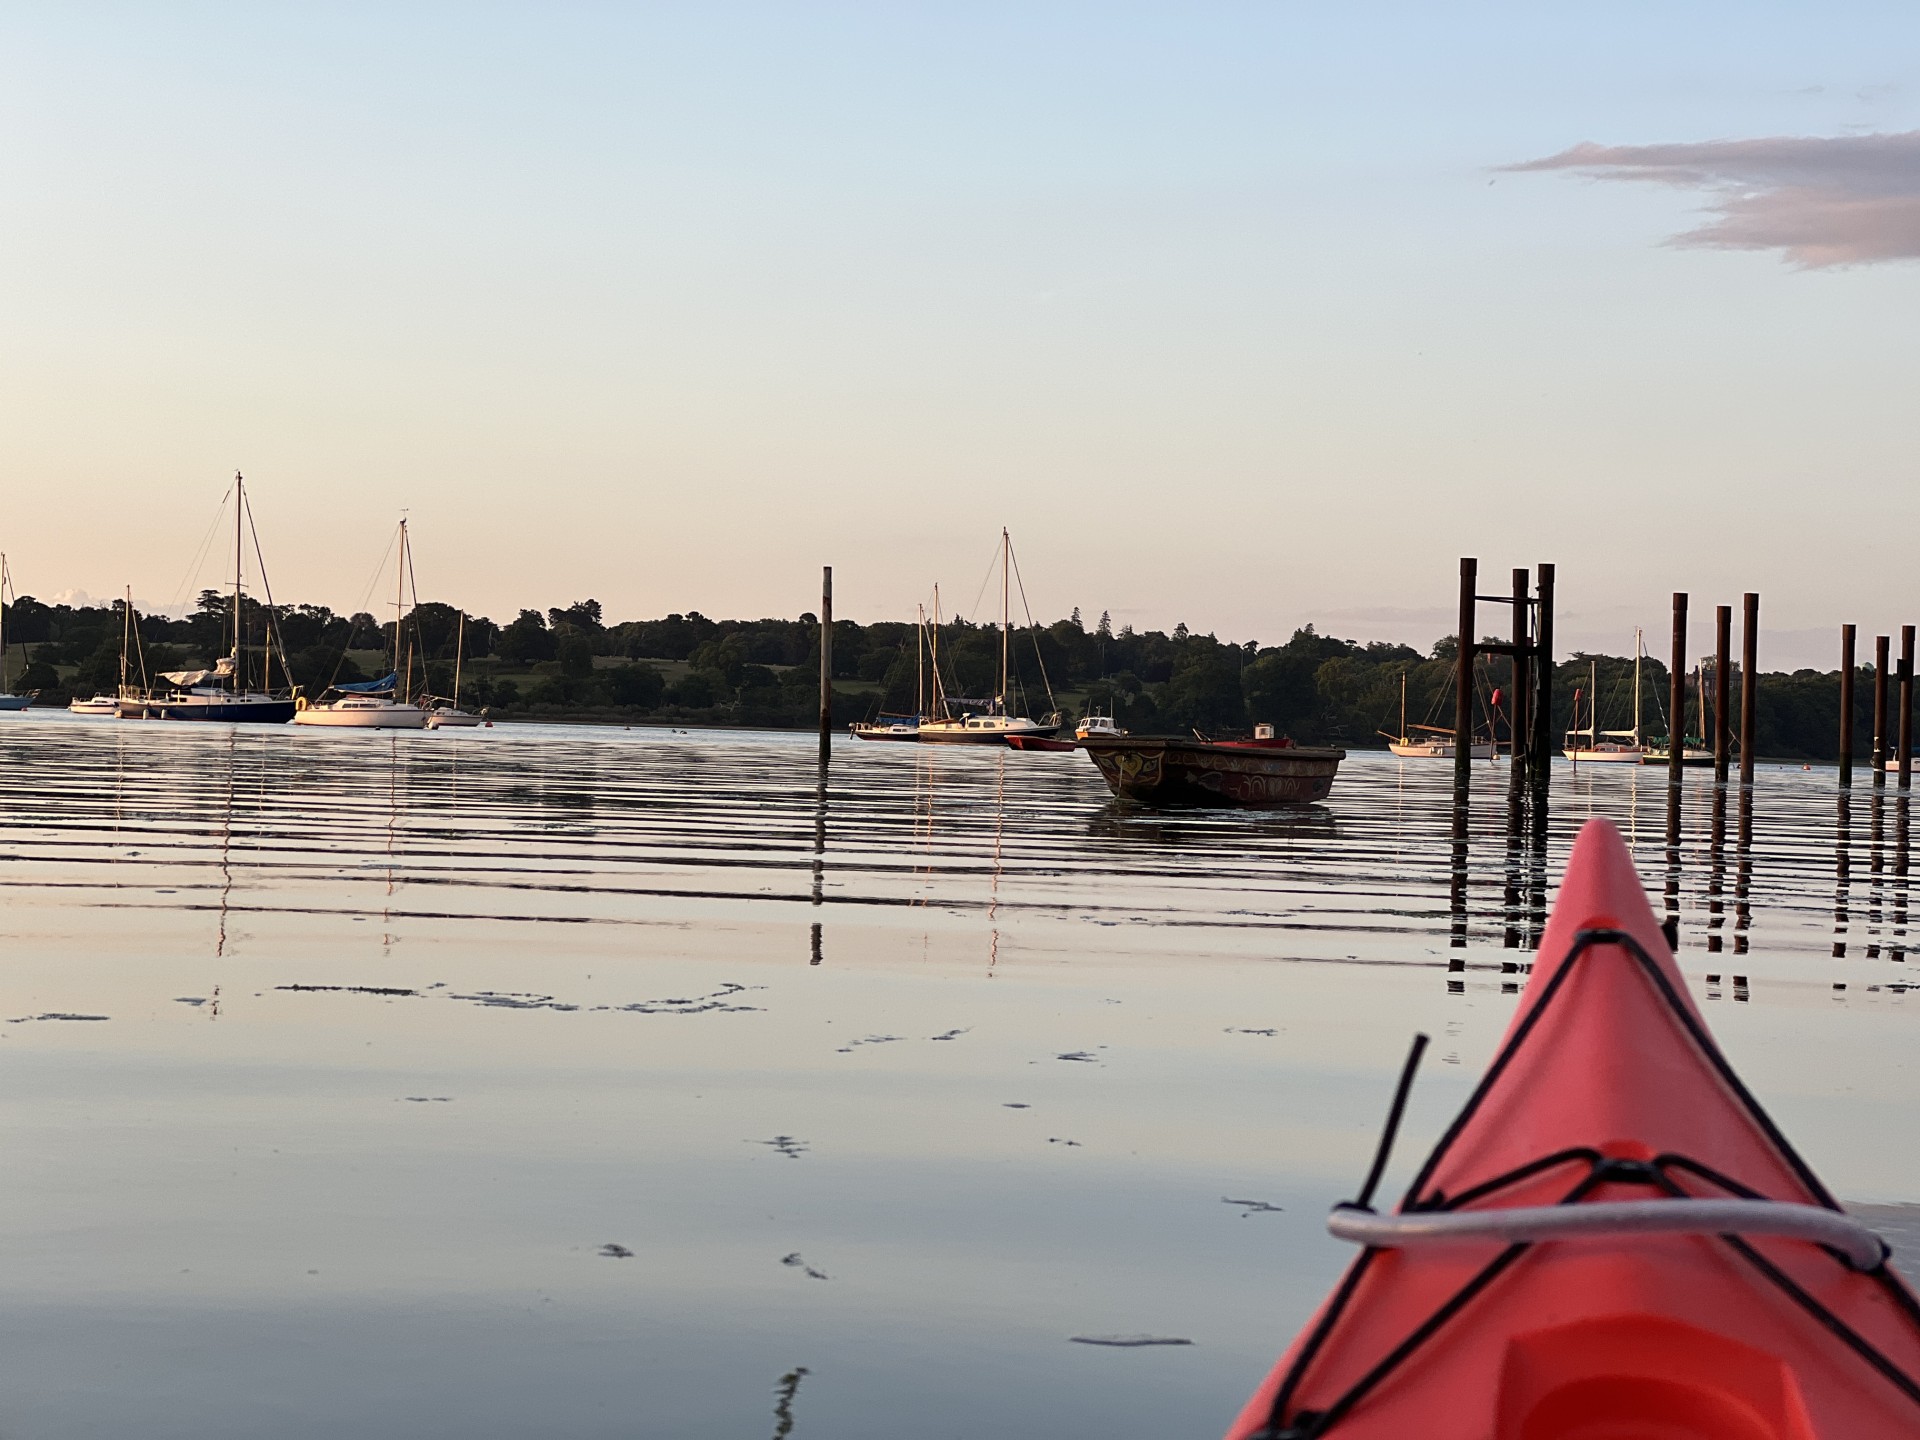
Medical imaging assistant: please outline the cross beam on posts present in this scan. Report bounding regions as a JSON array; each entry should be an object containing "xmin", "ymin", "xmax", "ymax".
[{"xmin": 1455, "ymin": 559, "xmax": 1555, "ymax": 797}]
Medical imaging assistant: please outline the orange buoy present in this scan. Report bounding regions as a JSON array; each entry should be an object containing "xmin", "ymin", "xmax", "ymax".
[{"xmin": 1227, "ymin": 818, "xmax": 1920, "ymax": 1439}]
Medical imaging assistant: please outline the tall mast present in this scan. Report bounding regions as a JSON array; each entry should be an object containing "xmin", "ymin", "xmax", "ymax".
[
  {"xmin": 1400, "ymin": 671, "xmax": 1407, "ymax": 741},
  {"xmin": 120, "ymin": 586, "xmax": 131, "ymax": 690},
  {"xmin": 1000, "ymin": 528, "xmax": 1010, "ymax": 714},
  {"xmin": 1632, "ymin": 628, "xmax": 1642, "ymax": 746},
  {"xmin": 454, "ymin": 610, "xmax": 465, "ymax": 708},
  {"xmin": 0, "ymin": 554, "xmax": 9, "ymax": 690},
  {"xmin": 233, "ymin": 472, "xmax": 245, "ymax": 683},
  {"xmin": 916, "ymin": 603, "xmax": 925, "ymax": 717},
  {"xmin": 394, "ymin": 519, "xmax": 408, "ymax": 701},
  {"xmin": 931, "ymin": 584, "xmax": 946, "ymax": 720}
]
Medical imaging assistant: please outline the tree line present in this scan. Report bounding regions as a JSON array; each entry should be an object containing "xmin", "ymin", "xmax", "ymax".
[{"xmin": 0, "ymin": 590, "xmax": 1872, "ymax": 759}]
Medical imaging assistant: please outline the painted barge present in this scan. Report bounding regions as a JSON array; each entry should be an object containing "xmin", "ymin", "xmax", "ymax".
[{"xmin": 1081, "ymin": 732, "xmax": 1344, "ymax": 807}]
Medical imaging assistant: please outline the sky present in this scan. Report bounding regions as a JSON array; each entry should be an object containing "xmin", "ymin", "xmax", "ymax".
[{"xmin": 4, "ymin": 2, "xmax": 1919, "ymax": 668}]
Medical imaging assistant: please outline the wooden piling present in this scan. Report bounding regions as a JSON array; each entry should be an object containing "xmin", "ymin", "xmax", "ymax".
[
  {"xmin": 1901, "ymin": 626, "xmax": 1914, "ymax": 791},
  {"xmin": 1669, "ymin": 593, "xmax": 1688, "ymax": 788},
  {"xmin": 1739, "ymin": 593, "xmax": 1758, "ymax": 787},
  {"xmin": 1509, "ymin": 567, "xmax": 1530, "ymax": 773},
  {"xmin": 1454, "ymin": 558, "xmax": 1477, "ymax": 797},
  {"xmin": 1873, "ymin": 634, "xmax": 1890, "ymax": 787},
  {"xmin": 818, "ymin": 566, "xmax": 833, "ymax": 765},
  {"xmin": 1713, "ymin": 605, "xmax": 1731, "ymax": 783},
  {"xmin": 1839, "ymin": 625, "xmax": 1856, "ymax": 786},
  {"xmin": 1532, "ymin": 564, "xmax": 1555, "ymax": 794}
]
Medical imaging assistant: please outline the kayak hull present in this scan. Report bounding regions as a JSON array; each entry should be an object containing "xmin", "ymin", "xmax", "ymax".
[{"xmin": 1227, "ymin": 818, "xmax": 1920, "ymax": 1439}]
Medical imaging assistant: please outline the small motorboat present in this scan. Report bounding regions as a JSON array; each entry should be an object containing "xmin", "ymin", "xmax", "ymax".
[
  {"xmin": 1075, "ymin": 712, "xmax": 1126, "ymax": 741},
  {"xmin": 1224, "ymin": 817, "xmax": 1920, "ymax": 1439},
  {"xmin": 1005, "ymin": 733, "xmax": 1075, "ymax": 752},
  {"xmin": 850, "ymin": 713, "xmax": 923, "ymax": 741},
  {"xmin": 424, "ymin": 704, "xmax": 485, "ymax": 729},
  {"xmin": 1081, "ymin": 726, "xmax": 1343, "ymax": 807},
  {"xmin": 68, "ymin": 694, "xmax": 118, "ymax": 716}
]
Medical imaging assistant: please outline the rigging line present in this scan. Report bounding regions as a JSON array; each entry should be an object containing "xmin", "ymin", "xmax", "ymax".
[
  {"xmin": 320, "ymin": 525, "xmax": 405, "ymax": 695},
  {"xmin": 164, "ymin": 485, "xmax": 235, "ymax": 617},
  {"xmin": 965, "ymin": 539, "xmax": 1001, "ymax": 630},
  {"xmin": 243, "ymin": 490, "xmax": 296, "ymax": 691},
  {"xmin": 1005, "ymin": 536, "xmax": 1058, "ymax": 712}
]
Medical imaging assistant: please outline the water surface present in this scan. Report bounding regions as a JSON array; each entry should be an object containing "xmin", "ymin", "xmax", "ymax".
[{"xmin": 0, "ymin": 716, "xmax": 1912, "ymax": 1437}]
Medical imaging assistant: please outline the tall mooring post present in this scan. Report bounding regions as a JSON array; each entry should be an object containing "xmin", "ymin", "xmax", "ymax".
[
  {"xmin": 1839, "ymin": 625, "xmax": 1857, "ymax": 787},
  {"xmin": 1900, "ymin": 625, "xmax": 1915, "ymax": 791},
  {"xmin": 1739, "ymin": 593, "xmax": 1759, "ymax": 788},
  {"xmin": 1873, "ymin": 634, "xmax": 1890, "ymax": 787},
  {"xmin": 818, "ymin": 566, "xmax": 834, "ymax": 766},
  {"xmin": 1509, "ymin": 568, "xmax": 1531, "ymax": 779},
  {"xmin": 1669, "ymin": 593, "xmax": 1688, "ymax": 788},
  {"xmin": 1454, "ymin": 557, "xmax": 1478, "ymax": 798},
  {"xmin": 1531, "ymin": 564, "xmax": 1555, "ymax": 796},
  {"xmin": 1713, "ymin": 605, "xmax": 1732, "ymax": 783}
]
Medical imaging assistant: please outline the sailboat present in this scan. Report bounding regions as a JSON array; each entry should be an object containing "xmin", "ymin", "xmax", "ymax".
[
  {"xmin": 1642, "ymin": 659, "xmax": 1714, "ymax": 766},
  {"xmin": 1563, "ymin": 633, "xmax": 1647, "ymax": 763},
  {"xmin": 424, "ymin": 611, "xmax": 485, "ymax": 728},
  {"xmin": 1381, "ymin": 671, "xmax": 1495, "ymax": 759},
  {"xmin": 917, "ymin": 531, "xmax": 1062, "ymax": 745},
  {"xmin": 850, "ymin": 603, "xmax": 929, "ymax": 741},
  {"xmin": 293, "ymin": 518, "xmax": 429, "ymax": 728},
  {"xmin": 143, "ymin": 475, "xmax": 299, "ymax": 723},
  {"xmin": 70, "ymin": 588, "xmax": 146, "ymax": 715},
  {"xmin": 0, "ymin": 554, "xmax": 37, "ymax": 712}
]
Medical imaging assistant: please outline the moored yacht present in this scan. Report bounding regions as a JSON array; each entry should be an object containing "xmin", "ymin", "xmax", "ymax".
[
  {"xmin": 140, "ymin": 475, "xmax": 298, "ymax": 724},
  {"xmin": 0, "ymin": 554, "xmax": 37, "ymax": 712},
  {"xmin": 293, "ymin": 519, "xmax": 432, "ymax": 730},
  {"xmin": 916, "ymin": 532, "xmax": 1061, "ymax": 745}
]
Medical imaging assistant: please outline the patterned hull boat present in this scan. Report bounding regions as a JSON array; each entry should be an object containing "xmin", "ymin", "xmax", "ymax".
[{"xmin": 1081, "ymin": 736, "xmax": 1343, "ymax": 807}]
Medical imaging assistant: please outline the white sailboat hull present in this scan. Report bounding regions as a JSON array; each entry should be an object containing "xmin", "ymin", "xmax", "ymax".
[
  {"xmin": 1387, "ymin": 740, "xmax": 1495, "ymax": 759},
  {"xmin": 68, "ymin": 696, "xmax": 118, "ymax": 715},
  {"xmin": 292, "ymin": 699, "xmax": 429, "ymax": 729},
  {"xmin": 1564, "ymin": 747, "xmax": 1646, "ymax": 763},
  {"xmin": 918, "ymin": 715, "xmax": 1060, "ymax": 744},
  {"xmin": 424, "ymin": 708, "xmax": 484, "ymax": 729}
]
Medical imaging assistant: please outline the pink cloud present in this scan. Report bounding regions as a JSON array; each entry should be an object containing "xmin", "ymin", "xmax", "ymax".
[{"xmin": 1505, "ymin": 131, "xmax": 1920, "ymax": 267}]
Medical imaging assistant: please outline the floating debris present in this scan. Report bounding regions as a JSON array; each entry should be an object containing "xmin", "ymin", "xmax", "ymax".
[
  {"xmin": 174, "ymin": 997, "xmax": 208, "ymax": 1007},
  {"xmin": 928, "ymin": 1028, "xmax": 969, "ymax": 1041},
  {"xmin": 7, "ymin": 1013, "xmax": 109, "ymax": 1024},
  {"xmin": 837, "ymin": 1034, "xmax": 905, "ymax": 1053},
  {"xmin": 757, "ymin": 1136, "xmax": 808, "ymax": 1160},
  {"xmin": 1223, "ymin": 1196, "xmax": 1285, "ymax": 1216},
  {"xmin": 1069, "ymin": 1334, "xmax": 1194, "ymax": 1348},
  {"xmin": 1003, "ymin": 1102, "xmax": 1031, "ymax": 1109},
  {"xmin": 780, "ymin": 1252, "xmax": 828, "ymax": 1280},
  {"xmin": 1225, "ymin": 1027, "xmax": 1279, "ymax": 1037},
  {"xmin": 1048, "ymin": 1137, "xmax": 1082, "ymax": 1147},
  {"xmin": 617, "ymin": 982, "xmax": 763, "ymax": 1016},
  {"xmin": 401, "ymin": 1096, "xmax": 453, "ymax": 1103},
  {"xmin": 277, "ymin": 984, "xmax": 418, "ymax": 997},
  {"xmin": 447, "ymin": 991, "xmax": 580, "ymax": 1012},
  {"xmin": 1056, "ymin": 1051, "xmax": 1099, "ymax": 1063},
  {"xmin": 599, "ymin": 1243, "xmax": 634, "ymax": 1259}
]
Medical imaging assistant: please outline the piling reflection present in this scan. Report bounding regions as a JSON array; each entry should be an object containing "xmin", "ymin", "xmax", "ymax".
[
  {"xmin": 1894, "ymin": 793, "xmax": 1910, "ymax": 964},
  {"xmin": 1834, "ymin": 791, "xmax": 1852, "ymax": 959},
  {"xmin": 1705, "ymin": 781, "xmax": 1728, "ymax": 954},
  {"xmin": 1734, "ymin": 783, "xmax": 1754, "ymax": 956}
]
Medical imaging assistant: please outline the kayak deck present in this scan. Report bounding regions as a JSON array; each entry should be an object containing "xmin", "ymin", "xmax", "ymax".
[{"xmin": 1227, "ymin": 818, "xmax": 1920, "ymax": 1439}]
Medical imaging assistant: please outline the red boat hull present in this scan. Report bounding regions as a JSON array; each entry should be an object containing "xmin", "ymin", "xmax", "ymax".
[
  {"xmin": 1006, "ymin": 734, "xmax": 1076, "ymax": 752},
  {"xmin": 1226, "ymin": 818, "xmax": 1920, "ymax": 1438}
]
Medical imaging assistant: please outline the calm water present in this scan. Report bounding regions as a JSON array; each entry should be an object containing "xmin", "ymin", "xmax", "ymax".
[{"xmin": 0, "ymin": 715, "xmax": 1913, "ymax": 1438}]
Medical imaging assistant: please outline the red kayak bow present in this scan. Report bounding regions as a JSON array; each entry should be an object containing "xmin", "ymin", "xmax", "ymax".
[{"xmin": 1228, "ymin": 816, "xmax": 1920, "ymax": 1439}]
